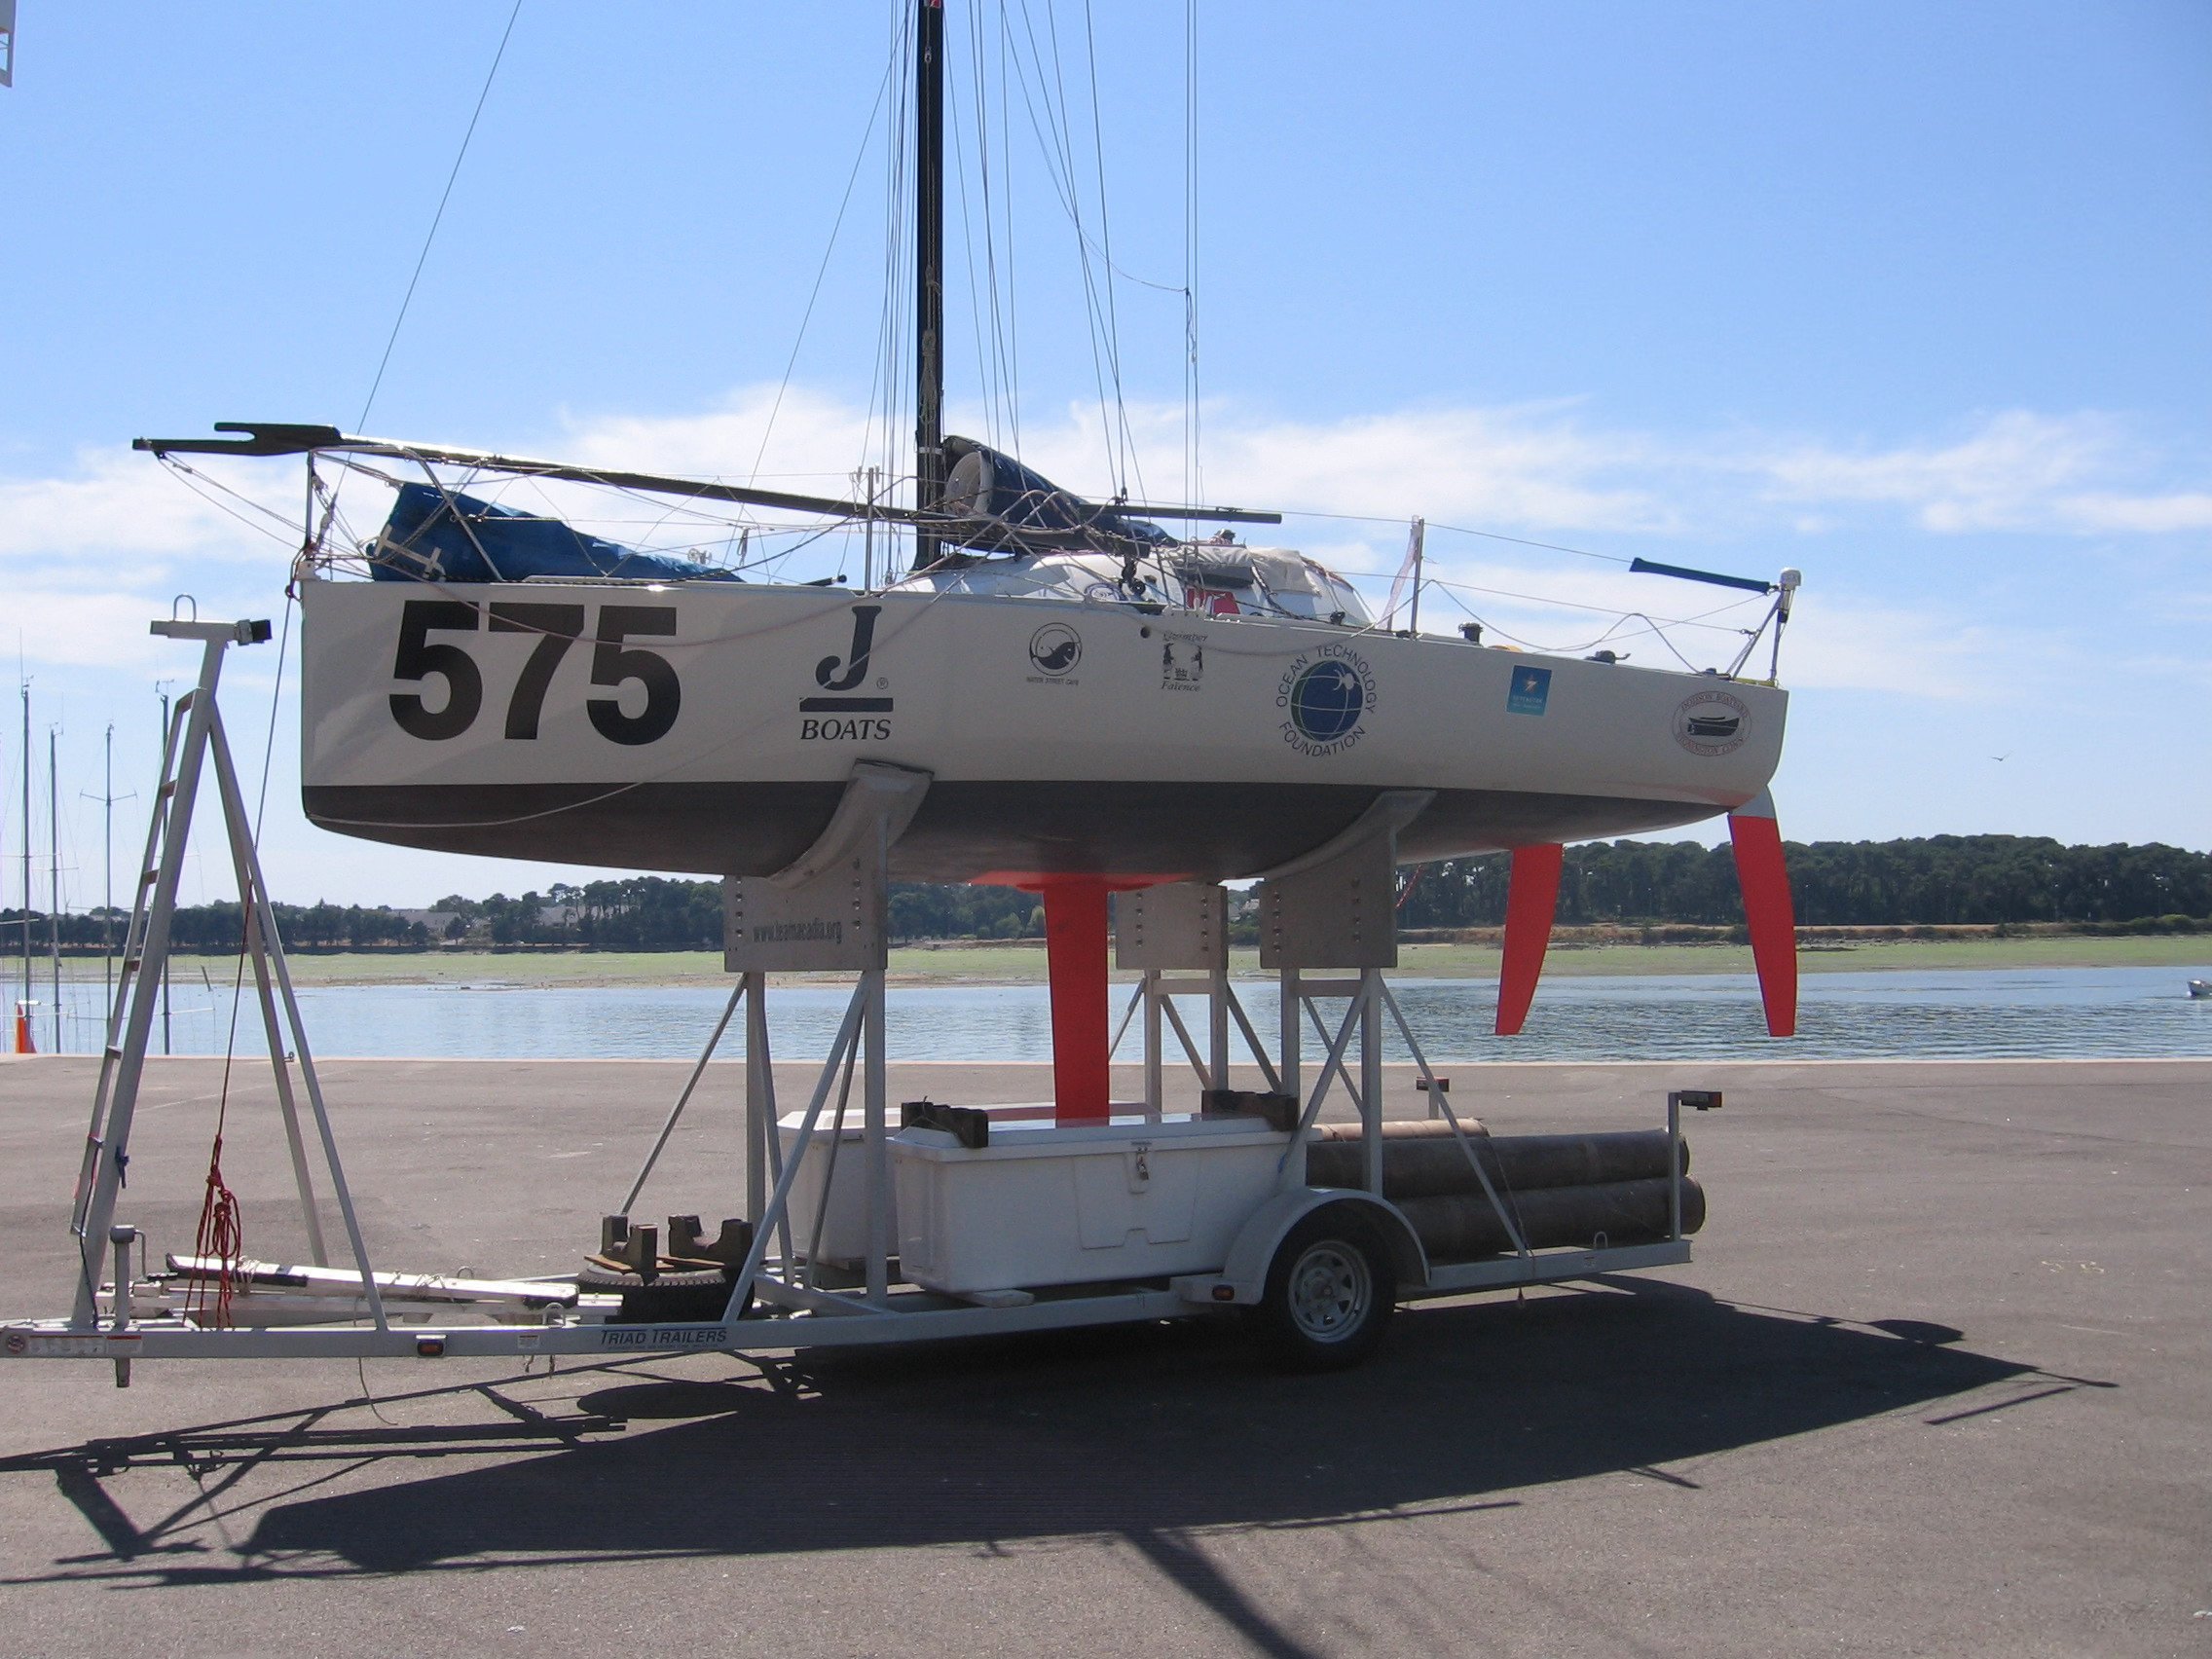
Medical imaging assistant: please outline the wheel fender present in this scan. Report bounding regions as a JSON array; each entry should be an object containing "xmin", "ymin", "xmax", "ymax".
[{"xmin": 1189, "ymin": 1188, "xmax": 1428, "ymax": 1306}]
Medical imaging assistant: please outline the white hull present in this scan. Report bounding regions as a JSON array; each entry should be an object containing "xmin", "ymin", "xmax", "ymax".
[{"xmin": 300, "ymin": 577, "xmax": 1787, "ymax": 881}]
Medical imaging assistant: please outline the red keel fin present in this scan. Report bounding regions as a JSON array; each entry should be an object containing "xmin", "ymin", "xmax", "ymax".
[
  {"xmin": 1495, "ymin": 843, "xmax": 1564, "ymax": 1036},
  {"xmin": 1039, "ymin": 879, "xmax": 1112, "ymax": 1124}
]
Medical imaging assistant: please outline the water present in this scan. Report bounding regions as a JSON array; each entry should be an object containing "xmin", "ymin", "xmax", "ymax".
[{"xmin": 18, "ymin": 966, "xmax": 2211, "ymax": 1063}]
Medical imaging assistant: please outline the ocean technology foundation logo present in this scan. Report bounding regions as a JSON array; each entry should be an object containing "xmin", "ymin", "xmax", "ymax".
[
  {"xmin": 1276, "ymin": 643, "xmax": 1377, "ymax": 756},
  {"xmin": 1674, "ymin": 688, "xmax": 1751, "ymax": 756}
]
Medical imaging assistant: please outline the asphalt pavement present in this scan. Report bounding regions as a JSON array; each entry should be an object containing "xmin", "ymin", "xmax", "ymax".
[{"xmin": 0, "ymin": 1053, "xmax": 2204, "ymax": 1657}]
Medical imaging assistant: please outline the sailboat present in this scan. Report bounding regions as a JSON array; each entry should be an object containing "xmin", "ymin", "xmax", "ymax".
[{"xmin": 139, "ymin": 3, "xmax": 1803, "ymax": 1032}]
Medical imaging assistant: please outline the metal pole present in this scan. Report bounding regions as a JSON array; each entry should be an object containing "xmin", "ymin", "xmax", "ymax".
[
  {"xmin": 910, "ymin": 0, "xmax": 945, "ymax": 570},
  {"xmin": 1360, "ymin": 969, "xmax": 1382, "ymax": 1196},
  {"xmin": 18, "ymin": 681, "xmax": 28, "ymax": 1033},
  {"xmin": 205, "ymin": 706, "xmax": 386, "ymax": 1329},
  {"xmin": 1667, "ymin": 1091, "xmax": 1683, "ymax": 1241},
  {"xmin": 71, "ymin": 635, "xmax": 229, "ymax": 1326},
  {"xmin": 863, "ymin": 965, "xmax": 888, "ymax": 1307},
  {"xmin": 865, "ymin": 464, "xmax": 881, "ymax": 590},
  {"xmin": 1407, "ymin": 516, "xmax": 1425, "ymax": 636},
  {"xmin": 157, "ymin": 687, "xmax": 170, "ymax": 1055},
  {"xmin": 744, "ymin": 970, "xmax": 791, "ymax": 1266},
  {"xmin": 725, "ymin": 982, "xmax": 868, "ymax": 1318},
  {"xmin": 1278, "ymin": 967, "xmax": 1300, "ymax": 1115},
  {"xmin": 1208, "ymin": 963, "xmax": 1230, "ymax": 1090},
  {"xmin": 203, "ymin": 708, "xmax": 329, "ymax": 1265},
  {"xmin": 48, "ymin": 726, "xmax": 60, "ymax": 1052},
  {"xmin": 622, "ymin": 978, "xmax": 745, "ymax": 1214},
  {"xmin": 1143, "ymin": 970, "xmax": 1162, "ymax": 1114},
  {"xmin": 102, "ymin": 725, "xmax": 114, "ymax": 1014}
]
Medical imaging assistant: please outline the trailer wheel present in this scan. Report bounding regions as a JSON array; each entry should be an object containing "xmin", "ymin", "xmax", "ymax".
[
  {"xmin": 575, "ymin": 1264, "xmax": 752, "ymax": 1325},
  {"xmin": 1256, "ymin": 1211, "xmax": 1395, "ymax": 1370}
]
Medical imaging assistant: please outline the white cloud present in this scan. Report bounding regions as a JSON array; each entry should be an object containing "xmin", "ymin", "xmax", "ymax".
[
  {"xmin": 2, "ymin": 391, "xmax": 2200, "ymax": 684},
  {"xmin": 0, "ymin": 448, "xmax": 296, "ymax": 566},
  {"xmin": 1750, "ymin": 410, "xmax": 2212, "ymax": 536},
  {"xmin": 1, "ymin": 588, "xmax": 188, "ymax": 670}
]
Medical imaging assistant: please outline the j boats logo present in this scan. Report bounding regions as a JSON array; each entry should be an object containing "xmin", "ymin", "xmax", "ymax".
[
  {"xmin": 800, "ymin": 606, "xmax": 893, "ymax": 741},
  {"xmin": 1674, "ymin": 688, "xmax": 1751, "ymax": 756},
  {"xmin": 1276, "ymin": 643, "xmax": 1377, "ymax": 756},
  {"xmin": 1026, "ymin": 622, "xmax": 1082, "ymax": 684}
]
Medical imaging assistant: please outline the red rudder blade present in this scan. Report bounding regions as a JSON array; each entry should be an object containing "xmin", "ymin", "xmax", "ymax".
[
  {"xmin": 1729, "ymin": 791, "xmax": 1798, "ymax": 1038},
  {"xmin": 1495, "ymin": 843, "xmax": 1564, "ymax": 1036}
]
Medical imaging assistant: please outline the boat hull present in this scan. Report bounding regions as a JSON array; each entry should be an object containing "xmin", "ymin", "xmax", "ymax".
[{"xmin": 299, "ymin": 579, "xmax": 1788, "ymax": 882}]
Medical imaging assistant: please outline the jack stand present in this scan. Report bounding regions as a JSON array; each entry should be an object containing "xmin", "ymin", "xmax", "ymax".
[
  {"xmin": 620, "ymin": 761, "xmax": 930, "ymax": 1318},
  {"xmin": 1257, "ymin": 792, "xmax": 1432, "ymax": 1198},
  {"xmin": 68, "ymin": 615, "xmax": 381, "ymax": 1338},
  {"xmin": 1114, "ymin": 882, "xmax": 1278, "ymax": 1114}
]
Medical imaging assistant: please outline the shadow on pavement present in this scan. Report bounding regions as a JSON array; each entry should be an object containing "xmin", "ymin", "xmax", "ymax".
[{"xmin": 0, "ymin": 1277, "xmax": 2054, "ymax": 1596}]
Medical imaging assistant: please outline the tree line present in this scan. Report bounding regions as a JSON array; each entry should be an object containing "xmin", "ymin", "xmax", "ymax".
[
  {"xmin": 4, "ymin": 834, "xmax": 2204, "ymax": 954},
  {"xmin": 1392, "ymin": 834, "xmax": 2212, "ymax": 930}
]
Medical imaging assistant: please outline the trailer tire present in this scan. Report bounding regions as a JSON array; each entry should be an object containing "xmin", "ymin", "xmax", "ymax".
[
  {"xmin": 1256, "ymin": 1210, "xmax": 1396, "ymax": 1371},
  {"xmin": 575, "ymin": 1264, "xmax": 752, "ymax": 1325}
]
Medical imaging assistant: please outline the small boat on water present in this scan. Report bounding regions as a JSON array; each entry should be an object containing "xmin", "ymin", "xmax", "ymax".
[{"xmin": 2190, "ymin": 979, "xmax": 2211, "ymax": 1000}]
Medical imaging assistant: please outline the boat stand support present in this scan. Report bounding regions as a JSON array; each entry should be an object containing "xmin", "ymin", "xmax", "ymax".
[
  {"xmin": 1114, "ymin": 881, "xmax": 1277, "ymax": 1115},
  {"xmin": 66, "ymin": 615, "xmax": 384, "ymax": 1338}
]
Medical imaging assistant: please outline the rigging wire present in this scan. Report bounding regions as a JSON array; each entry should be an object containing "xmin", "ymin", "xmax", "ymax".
[
  {"xmin": 355, "ymin": 0, "xmax": 525, "ymax": 434},
  {"xmin": 1079, "ymin": 0, "xmax": 1142, "ymax": 502},
  {"xmin": 747, "ymin": 54, "xmax": 897, "ymax": 488}
]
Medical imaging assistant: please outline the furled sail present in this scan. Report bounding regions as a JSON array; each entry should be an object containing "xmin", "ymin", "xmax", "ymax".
[
  {"xmin": 368, "ymin": 482, "xmax": 744, "ymax": 583},
  {"xmin": 935, "ymin": 435, "xmax": 1175, "ymax": 554}
]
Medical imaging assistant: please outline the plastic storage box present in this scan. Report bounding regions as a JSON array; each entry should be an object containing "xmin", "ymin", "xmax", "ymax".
[{"xmin": 893, "ymin": 1115, "xmax": 1293, "ymax": 1293}]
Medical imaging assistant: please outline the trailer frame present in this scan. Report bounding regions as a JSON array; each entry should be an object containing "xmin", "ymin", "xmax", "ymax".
[{"xmin": 2, "ymin": 616, "xmax": 1714, "ymax": 1383}]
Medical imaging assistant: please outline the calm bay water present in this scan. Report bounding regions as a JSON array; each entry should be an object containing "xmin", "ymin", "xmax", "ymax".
[{"xmin": 20, "ymin": 966, "xmax": 2211, "ymax": 1063}]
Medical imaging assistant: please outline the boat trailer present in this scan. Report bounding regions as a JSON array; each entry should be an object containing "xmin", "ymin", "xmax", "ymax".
[{"xmin": 3, "ymin": 616, "xmax": 1720, "ymax": 1382}]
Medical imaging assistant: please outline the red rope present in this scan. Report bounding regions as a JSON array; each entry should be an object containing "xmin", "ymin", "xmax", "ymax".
[
  {"xmin": 186, "ymin": 909, "xmax": 255, "ymax": 1328},
  {"xmin": 186, "ymin": 1138, "xmax": 243, "ymax": 1327}
]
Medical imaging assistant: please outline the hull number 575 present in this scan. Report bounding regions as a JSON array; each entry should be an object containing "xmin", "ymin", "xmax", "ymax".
[{"xmin": 388, "ymin": 599, "xmax": 681, "ymax": 746}]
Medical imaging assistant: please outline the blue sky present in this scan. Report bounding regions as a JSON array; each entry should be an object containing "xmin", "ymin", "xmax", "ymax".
[{"xmin": 3, "ymin": 2, "xmax": 2208, "ymax": 912}]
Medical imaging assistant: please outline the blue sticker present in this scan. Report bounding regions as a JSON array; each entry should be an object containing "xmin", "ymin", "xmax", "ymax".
[{"xmin": 1506, "ymin": 665, "xmax": 1552, "ymax": 717}]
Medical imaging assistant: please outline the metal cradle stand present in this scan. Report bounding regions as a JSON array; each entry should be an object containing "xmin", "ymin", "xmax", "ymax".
[
  {"xmin": 5, "ymin": 635, "xmax": 1708, "ymax": 1376},
  {"xmin": 64, "ymin": 616, "xmax": 387, "ymax": 1362}
]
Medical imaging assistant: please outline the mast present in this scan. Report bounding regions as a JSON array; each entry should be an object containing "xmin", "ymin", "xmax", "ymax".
[
  {"xmin": 47, "ymin": 726, "xmax": 58, "ymax": 1052},
  {"xmin": 911, "ymin": 0, "xmax": 945, "ymax": 570},
  {"xmin": 18, "ymin": 682, "xmax": 27, "ymax": 1034},
  {"xmin": 102, "ymin": 725, "xmax": 115, "ymax": 1012}
]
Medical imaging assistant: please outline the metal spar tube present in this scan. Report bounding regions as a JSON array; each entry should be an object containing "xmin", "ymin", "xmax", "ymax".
[{"xmin": 1304, "ymin": 1127, "xmax": 1686, "ymax": 1200}]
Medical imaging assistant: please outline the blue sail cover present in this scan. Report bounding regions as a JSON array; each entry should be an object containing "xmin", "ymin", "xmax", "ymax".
[{"xmin": 369, "ymin": 482, "xmax": 744, "ymax": 583}]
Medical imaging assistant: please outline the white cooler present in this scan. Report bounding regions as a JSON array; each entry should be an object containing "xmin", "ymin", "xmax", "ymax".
[
  {"xmin": 778, "ymin": 1101, "xmax": 1063, "ymax": 1266},
  {"xmin": 893, "ymin": 1115, "xmax": 1293, "ymax": 1294}
]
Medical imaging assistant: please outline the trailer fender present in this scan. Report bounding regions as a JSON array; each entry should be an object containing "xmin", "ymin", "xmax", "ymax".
[{"xmin": 1174, "ymin": 1188, "xmax": 1428, "ymax": 1308}]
